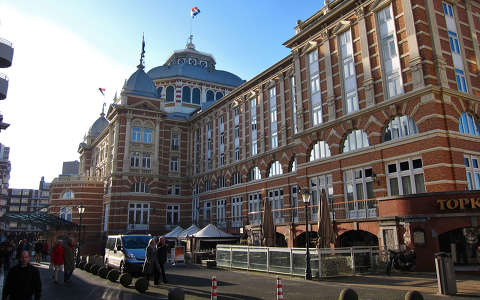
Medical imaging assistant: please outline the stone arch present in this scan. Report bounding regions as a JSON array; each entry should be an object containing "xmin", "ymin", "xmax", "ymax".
[
  {"xmin": 336, "ymin": 230, "xmax": 378, "ymax": 247},
  {"xmin": 340, "ymin": 129, "xmax": 370, "ymax": 153}
]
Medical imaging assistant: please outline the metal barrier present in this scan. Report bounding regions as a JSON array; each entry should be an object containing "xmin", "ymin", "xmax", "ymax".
[{"xmin": 216, "ymin": 245, "xmax": 386, "ymax": 278}]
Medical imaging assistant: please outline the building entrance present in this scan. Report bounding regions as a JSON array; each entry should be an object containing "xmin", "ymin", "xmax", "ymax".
[
  {"xmin": 337, "ymin": 230, "xmax": 378, "ymax": 247},
  {"xmin": 439, "ymin": 227, "xmax": 480, "ymax": 266}
]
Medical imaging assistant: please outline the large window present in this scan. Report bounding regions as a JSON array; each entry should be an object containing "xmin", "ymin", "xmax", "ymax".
[
  {"xmin": 377, "ymin": 5, "xmax": 403, "ymax": 99},
  {"xmin": 344, "ymin": 168, "xmax": 376, "ymax": 219},
  {"xmin": 443, "ymin": 2, "xmax": 468, "ymax": 93},
  {"xmin": 59, "ymin": 206, "xmax": 72, "ymax": 222},
  {"xmin": 132, "ymin": 182, "xmax": 150, "ymax": 193},
  {"xmin": 308, "ymin": 50, "xmax": 323, "ymax": 126},
  {"xmin": 383, "ymin": 115, "xmax": 418, "ymax": 141},
  {"xmin": 132, "ymin": 127, "xmax": 152, "ymax": 143},
  {"xmin": 231, "ymin": 196, "xmax": 242, "ymax": 227},
  {"xmin": 310, "ymin": 175, "xmax": 334, "ymax": 220},
  {"xmin": 142, "ymin": 153, "xmax": 151, "ymax": 169},
  {"xmin": 343, "ymin": 130, "xmax": 369, "ymax": 153},
  {"xmin": 206, "ymin": 90, "xmax": 215, "ymax": 102},
  {"xmin": 268, "ymin": 189, "xmax": 284, "ymax": 224},
  {"xmin": 171, "ymin": 133, "xmax": 179, "ymax": 151},
  {"xmin": 166, "ymin": 205, "xmax": 180, "ymax": 225},
  {"xmin": 216, "ymin": 92, "xmax": 223, "ymax": 101},
  {"xmin": 339, "ymin": 29, "xmax": 359, "ymax": 114},
  {"xmin": 166, "ymin": 86, "xmax": 175, "ymax": 102},
  {"xmin": 192, "ymin": 88, "xmax": 201, "ymax": 104},
  {"xmin": 310, "ymin": 141, "xmax": 331, "ymax": 161},
  {"xmin": 386, "ymin": 158, "xmax": 426, "ymax": 196},
  {"xmin": 182, "ymin": 86, "xmax": 191, "ymax": 103},
  {"xmin": 464, "ymin": 155, "xmax": 480, "ymax": 190},
  {"xmin": 128, "ymin": 203, "xmax": 149, "ymax": 230},
  {"xmin": 459, "ymin": 112, "xmax": 480, "ymax": 136},
  {"xmin": 130, "ymin": 152, "xmax": 140, "ymax": 168},
  {"xmin": 291, "ymin": 76, "xmax": 298, "ymax": 134},
  {"xmin": 248, "ymin": 167, "xmax": 261, "ymax": 181},
  {"xmin": 269, "ymin": 87, "xmax": 278, "ymax": 149},
  {"xmin": 167, "ymin": 184, "xmax": 181, "ymax": 195},
  {"xmin": 248, "ymin": 193, "xmax": 262, "ymax": 225},
  {"xmin": 60, "ymin": 190, "xmax": 74, "ymax": 200},
  {"xmin": 268, "ymin": 161, "xmax": 283, "ymax": 177},
  {"xmin": 143, "ymin": 129, "xmax": 152, "ymax": 143},
  {"xmin": 217, "ymin": 176, "xmax": 226, "ymax": 189},
  {"xmin": 231, "ymin": 172, "xmax": 241, "ymax": 186},
  {"xmin": 250, "ymin": 98, "xmax": 258, "ymax": 155},
  {"xmin": 290, "ymin": 157, "xmax": 297, "ymax": 172},
  {"xmin": 170, "ymin": 157, "xmax": 178, "ymax": 172},
  {"xmin": 217, "ymin": 199, "xmax": 226, "ymax": 228},
  {"xmin": 132, "ymin": 127, "xmax": 141, "ymax": 142}
]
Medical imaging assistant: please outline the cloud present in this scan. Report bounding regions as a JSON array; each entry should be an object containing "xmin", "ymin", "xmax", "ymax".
[{"xmin": 1, "ymin": 6, "xmax": 130, "ymax": 188}]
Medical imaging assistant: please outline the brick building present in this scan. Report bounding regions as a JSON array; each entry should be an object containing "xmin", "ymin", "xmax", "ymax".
[{"xmin": 50, "ymin": 0, "xmax": 480, "ymax": 270}]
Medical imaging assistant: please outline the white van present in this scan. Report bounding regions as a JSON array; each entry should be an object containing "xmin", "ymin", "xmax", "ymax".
[{"xmin": 104, "ymin": 234, "xmax": 151, "ymax": 274}]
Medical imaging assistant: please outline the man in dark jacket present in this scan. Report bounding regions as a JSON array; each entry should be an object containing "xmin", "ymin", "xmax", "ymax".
[
  {"xmin": 2, "ymin": 250, "xmax": 41, "ymax": 300},
  {"xmin": 156, "ymin": 237, "xmax": 168, "ymax": 284}
]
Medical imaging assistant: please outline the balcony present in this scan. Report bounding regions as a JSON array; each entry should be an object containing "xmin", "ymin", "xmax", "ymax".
[
  {"xmin": 0, "ymin": 38, "xmax": 13, "ymax": 68},
  {"xmin": 0, "ymin": 73, "xmax": 8, "ymax": 100}
]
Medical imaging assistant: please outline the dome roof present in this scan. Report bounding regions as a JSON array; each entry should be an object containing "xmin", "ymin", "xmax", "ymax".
[
  {"xmin": 148, "ymin": 63, "xmax": 244, "ymax": 87},
  {"xmin": 122, "ymin": 67, "xmax": 158, "ymax": 98},
  {"xmin": 88, "ymin": 113, "xmax": 109, "ymax": 138}
]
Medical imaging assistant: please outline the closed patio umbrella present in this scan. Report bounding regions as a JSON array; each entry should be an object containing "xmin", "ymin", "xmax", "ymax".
[
  {"xmin": 317, "ymin": 189, "xmax": 335, "ymax": 248},
  {"xmin": 262, "ymin": 197, "xmax": 275, "ymax": 247}
]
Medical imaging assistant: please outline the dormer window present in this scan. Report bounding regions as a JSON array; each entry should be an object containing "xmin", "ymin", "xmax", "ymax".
[
  {"xmin": 189, "ymin": 58, "xmax": 196, "ymax": 65},
  {"xmin": 200, "ymin": 61, "xmax": 207, "ymax": 68},
  {"xmin": 178, "ymin": 58, "xmax": 185, "ymax": 64}
]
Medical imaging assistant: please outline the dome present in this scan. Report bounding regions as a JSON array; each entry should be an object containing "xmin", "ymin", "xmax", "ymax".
[
  {"xmin": 88, "ymin": 113, "xmax": 109, "ymax": 138},
  {"xmin": 148, "ymin": 63, "xmax": 244, "ymax": 87},
  {"xmin": 122, "ymin": 67, "xmax": 158, "ymax": 98}
]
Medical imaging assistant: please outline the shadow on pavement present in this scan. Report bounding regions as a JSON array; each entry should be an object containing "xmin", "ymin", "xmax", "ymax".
[{"xmin": 167, "ymin": 273, "xmax": 235, "ymax": 287}]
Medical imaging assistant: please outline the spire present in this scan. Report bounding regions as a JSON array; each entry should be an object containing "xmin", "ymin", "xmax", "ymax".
[
  {"xmin": 101, "ymin": 102, "xmax": 106, "ymax": 117},
  {"xmin": 186, "ymin": 34, "xmax": 195, "ymax": 49},
  {"xmin": 137, "ymin": 33, "xmax": 145, "ymax": 70}
]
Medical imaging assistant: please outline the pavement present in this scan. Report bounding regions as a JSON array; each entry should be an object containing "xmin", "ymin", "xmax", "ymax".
[{"xmin": 0, "ymin": 262, "xmax": 478, "ymax": 299}]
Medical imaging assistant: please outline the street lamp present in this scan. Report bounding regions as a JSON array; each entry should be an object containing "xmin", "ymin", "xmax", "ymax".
[
  {"xmin": 300, "ymin": 188, "xmax": 312, "ymax": 280},
  {"xmin": 77, "ymin": 205, "xmax": 85, "ymax": 259}
]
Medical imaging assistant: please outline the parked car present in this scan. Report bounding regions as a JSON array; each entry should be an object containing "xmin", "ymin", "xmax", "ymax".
[{"xmin": 104, "ymin": 234, "xmax": 151, "ymax": 274}]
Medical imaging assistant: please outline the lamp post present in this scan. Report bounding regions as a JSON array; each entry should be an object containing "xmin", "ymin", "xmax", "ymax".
[
  {"xmin": 77, "ymin": 205, "xmax": 85, "ymax": 259},
  {"xmin": 300, "ymin": 188, "xmax": 312, "ymax": 280}
]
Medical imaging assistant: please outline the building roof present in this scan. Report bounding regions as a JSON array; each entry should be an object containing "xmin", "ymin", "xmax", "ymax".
[
  {"xmin": 163, "ymin": 226, "xmax": 184, "ymax": 239},
  {"xmin": 148, "ymin": 63, "xmax": 244, "ymax": 87},
  {"xmin": 122, "ymin": 67, "xmax": 158, "ymax": 98},
  {"xmin": 88, "ymin": 112, "xmax": 109, "ymax": 138}
]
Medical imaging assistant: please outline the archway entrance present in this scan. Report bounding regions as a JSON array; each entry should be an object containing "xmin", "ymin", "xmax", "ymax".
[
  {"xmin": 337, "ymin": 230, "xmax": 378, "ymax": 247},
  {"xmin": 439, "ymin": 227, "xmax": 479, "ymax": 266},
  {"xmin": 294, "ymin": 231, "xmax": 318, "ymax": 248}
]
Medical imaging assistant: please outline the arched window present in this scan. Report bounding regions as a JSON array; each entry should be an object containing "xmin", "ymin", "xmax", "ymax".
[
  {"xmin": 383, "ymin": 115, "xmax": 418, "ymax": 142},
  {"xmin": 231, "ymin": 172, "xmax": 241, "ymax": 185},
  {"xmin": 310, "ymin": 141, "xmax": 331, "ymax": 161},
  {"xmin": 217, "ymin": 176, "xmax": 226, "ymax": 189},
  {"xmin": 166, "ymin": 86, "xmax": 175, "ymax": 102},
  {"xmin": 248, "ymin": 167, "xmax": 261, "ymax": 181},
  {"xmin": 192, "ymin": 88, "xmax": 201, "ymax": 104},
  {"xmin": 459, "ymin": 112, "xmax": 480, "ymax": 136},
  {"xmin": 206, "ymin": 90, "xmax": 215, "ymax": 102},
  {"xmin": 157, "ymin": 86, "xmax": 163, "ymax": 98},
  {"xmin": 182, "ymin": 86, "xmax": 191, "ymax": 103},
  {"xmin": 204, "ymin": 180, "xmax": 211, "ymax": 192},
  {"xmin": 343, "ymin": 130, "xmax": 369, "ymax": 153},
  {"xmin": 216, "ymin": 92, "xmax": 223, "ymax": 101},
  {"xmin": 290, "ymin": 158, "xmax": 297, "ymax": 172},
  {"xmin": 268, "ymin": 161, "xmax": 283, "ymax": 177},
  {"xmin": 131, "ymin": 182, "xmax": 149, "ymax": 193},
  {"xmin": 61, "ymin": 190, "xmax": 74, "ymax": 199}
]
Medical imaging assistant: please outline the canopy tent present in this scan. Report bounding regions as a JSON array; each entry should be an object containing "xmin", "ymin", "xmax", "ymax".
[
  {"xmin": 177, "ymin": 224, "xmax": 201, "ymax": 240},
  {"xmin": 163, "ymin": 225, "xmax": 184, "ymax": 239},
  {"xmin": 193, "ymin": 224, "xmax": 234, "ymax": 238},
  {"xmin": 0, "ymin": 212, "xmax": 79, "ymax": 230}
]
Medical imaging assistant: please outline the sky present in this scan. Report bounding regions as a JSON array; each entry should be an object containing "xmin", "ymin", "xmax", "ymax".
[{"xmin": 0, "ymin": 0, "xmax": 325, "ymax": 188}]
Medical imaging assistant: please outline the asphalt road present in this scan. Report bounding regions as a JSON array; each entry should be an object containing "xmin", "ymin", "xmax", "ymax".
[{"xmin": 5, "ymin": 263, "xmax": 478, "ymax": 300}]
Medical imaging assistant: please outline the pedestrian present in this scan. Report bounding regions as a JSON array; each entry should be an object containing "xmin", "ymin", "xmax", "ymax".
[
  {"xmin": 142, "ymin": 238, "xmax": 157, "ymax": 286},
  {"xmin": 1, "ymin": 250, "xmax": 41, "ymax": 300},
  {"xmin": 41, "ymin": 242, "xmax": 49, "ymax": 262},
  {"xmin": 156, "ymin": 237, "xmax": 168, "ymax": 284},
  {"xmin": 34, "ymin": 241, "xmax": 42, "ymax": 264},
  {"xmin": 63, "ymin": 239, "xmax": 75, "ymax": 283},
  {"xmin": 51, "ymin": 240, "xmax": 64, "ymax": 284}
]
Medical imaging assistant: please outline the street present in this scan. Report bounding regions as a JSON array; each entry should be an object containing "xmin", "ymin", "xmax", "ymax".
[{"xmin": 0, "ymin": 262, "xmax": 477, "ymax": 299}]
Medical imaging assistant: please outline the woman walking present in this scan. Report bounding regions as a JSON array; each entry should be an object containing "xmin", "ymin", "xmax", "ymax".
[
  {"xmin": 51, "ymin": 240, "xmax": 64, "ymax": 284},
  {"xmin": 142, "ymin": 238, "xmax": 159, "ymax": 286}
]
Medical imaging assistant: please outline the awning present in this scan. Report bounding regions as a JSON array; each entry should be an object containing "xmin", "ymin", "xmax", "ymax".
[{"xmin": 0, "ymin": 213, "xmax": 80, "ymax": 230}]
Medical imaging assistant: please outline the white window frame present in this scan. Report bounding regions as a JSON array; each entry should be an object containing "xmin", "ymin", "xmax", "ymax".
[
  {"xmin": 232, "ymin": 172, "xmax": 241, "ymax": 185},
  {"xmin": 268, "ymin": 189, "xmax": 284, "ymax": 224},
  {"xmin": 383, "ymin": 115, "xmax": 418, "ymax": 142},
  {"xmin": 132, "ymin": 182, "xmax": 149, "ymax": 193},
  {"xmin": 170, "ymin": 156, "xmax": 178, "ymax": 172},
  {"xmin": 248, "ymin": 193, "xmax": 262, "ymax": 225},
  {"xmin": 249, "ymin": 167, "xmax": 261, "ymax": 181},
  {"xmin": 143, "ymin": 128, "xmax": 153, "ymax": 143},
  {"xmin": 59, "ymin": 206, "xmax": 72, "ymax": 222},
  {"xmin": 386, "ymin": 158, "xmax": 426, "ymax": 196},
  {"xmin": 343, "ymin": 168, "xmax": 376, "ymax": 219},
  {"xmin": 132, "ymin": 127, "xmax": 142, "ymax": 142},
  {"xmin": 309, "ymin": 175, "xmax": 334, "ymax": 221},
  {"xmin": 309, "ymin": 50, "xmax": 323, "ymax": 126},
  {"xmin": 464, "ymin": 155, "xmax": 480, "ymax": 190},
  {"xmin": 339, "ymin": 29, "xmax": 359, "ymax": 114},
  {"xmin": 343, "ymin": 130, "xmax": 369, "ymax": 153},
  {"xmin": 166, "ymin": 204, "xmax": 180, "ymax": 225},
  {"xmin": 171, "ymin": 133, "xmax": 179, "ymax": 151},
  {"xmin": 310, "ymin": 141, "xmax": 331, "ymax": 161},
  {"xmin": 142, "ymin": 153, "xmax": 151, "ymax": 169},
  {"xmin": 291, "ymin": 76, "xmax": 298, "ymax": 134},
  {"xmin": 216, "ymin": 199, "xmax": 226, "ymax": 228},
  {"xmin": 459, "ymin": 112, "xmax": 480, "ymax": 136},
  {"xmin": 128, "ymin": 202, "xmax": 149, "ymax": 230},
  {"xmin": 268, "ymin": 161, "xmax": 283, "ymax": 177},
  {"xmin": 231, "ymin": 196, "xmax": 243, "ymax": 228},
  {"xmin": 234, "ymin": 148, "xmax": 240, "ymax": 161},
  {"xmin": 60, "ymin": 190, "xmax": 74, "ymax": 200}
]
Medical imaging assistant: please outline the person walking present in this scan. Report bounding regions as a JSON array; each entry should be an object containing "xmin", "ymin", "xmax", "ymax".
[
  {"xmin": 41, "ymin": 242, "xmax": 49, "ymax": 262},
  {"xmin": 142, "ymin": 238, "xmax": 157, "ymax": 286},
  {"xmin": 51, "ymin": 240, "xmax": 64, "ymax": 284},
  {"xmin": 2, "ymin": 250, "xmax": 41, "ymax": 300},
  {"xmin": 156, "ymin": 237, "xmax": 168, "ymax": 284},
  {"xmin": 63, "ymin": 239, "xmax": 75, "ymax": 283},
  {"xmin": 34, "ymin": 241, "xmax": 42, "ymax": 264}
]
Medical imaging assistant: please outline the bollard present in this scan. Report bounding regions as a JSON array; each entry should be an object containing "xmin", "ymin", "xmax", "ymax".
[
  {"xmin": 276, "ymin": 275, "xmax": 284, "ymax": 300},
  {"xmin": 405, "ymin": 290, "xmax": 424, "ymax": 300},
  {"xmin": 211, "ymin": 276, "xmax": 217, "ymax": 300},
  {"xmin": 338, "ymin": 288, "xmax": 358, "ymax": 300}
]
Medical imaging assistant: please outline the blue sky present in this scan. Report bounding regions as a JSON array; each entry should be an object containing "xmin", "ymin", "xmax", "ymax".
[{"xmin": 0, "ymin": 0, "xmax": 325, "ymax": 188}]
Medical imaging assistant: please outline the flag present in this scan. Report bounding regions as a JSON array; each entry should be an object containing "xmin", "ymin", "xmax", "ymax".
[
  {"xmin": 98, "ymin": 88, "xmax": 106, "ymax": 96},
  {"xmin": 191, "ymin": 6, "xmax": 200, "ymax": 18}
]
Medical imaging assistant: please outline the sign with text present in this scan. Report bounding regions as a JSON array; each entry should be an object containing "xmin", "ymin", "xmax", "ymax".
[{"xmin": 436, "ymin": 198, "xmax": 480, "ymax": 210}]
